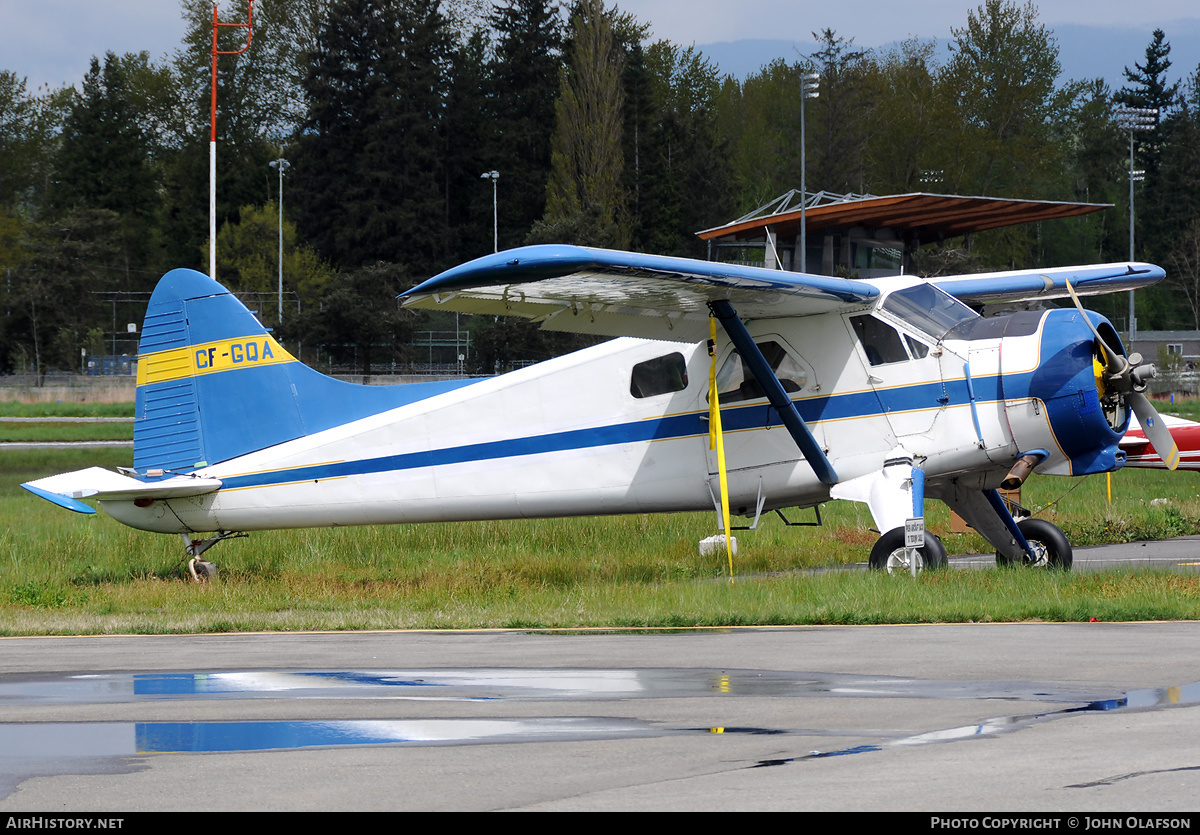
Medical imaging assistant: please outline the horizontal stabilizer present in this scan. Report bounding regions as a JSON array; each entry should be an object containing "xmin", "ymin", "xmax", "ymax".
[{"xmin": 22, "ymin": 467, "xmax": 222, "ymax": 514}]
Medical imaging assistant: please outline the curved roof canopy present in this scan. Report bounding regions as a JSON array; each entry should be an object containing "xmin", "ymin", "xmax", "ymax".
[{"xmin": 697, "ymin": 191, "xmax": 1110, "ymax": 245}]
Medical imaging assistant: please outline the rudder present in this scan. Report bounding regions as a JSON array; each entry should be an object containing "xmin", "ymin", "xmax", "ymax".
[{"xmin": 134, "ymin": 269, "xmax": 477, "ymax": 473}]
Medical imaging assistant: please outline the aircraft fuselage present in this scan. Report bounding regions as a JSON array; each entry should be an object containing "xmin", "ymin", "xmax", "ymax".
[{"xmin": 102, "ymin": 295, "xmax": 1123, "ymax": 537}]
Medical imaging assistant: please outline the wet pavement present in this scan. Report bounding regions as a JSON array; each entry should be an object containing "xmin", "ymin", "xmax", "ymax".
[{"xmin": 1, "ymin": 624, "xmax": 1199, "ymax": 811}]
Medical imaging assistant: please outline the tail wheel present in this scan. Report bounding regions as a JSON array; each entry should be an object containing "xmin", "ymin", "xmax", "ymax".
[
  {"xmin": 869, "ymin": 528, "xmax": 947, "ymax": 573},
  {"xmin": 995, "ymin": 518, "xmax": 1072, "ymax": 570}
]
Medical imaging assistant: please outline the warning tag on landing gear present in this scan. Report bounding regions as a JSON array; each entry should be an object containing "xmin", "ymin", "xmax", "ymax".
[{"xmin": 905, "ymin": 518, "xmax": 925, "ymax": 548}]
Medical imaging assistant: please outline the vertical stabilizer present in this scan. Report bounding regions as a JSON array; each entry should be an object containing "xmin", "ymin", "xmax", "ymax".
[{"xmin": 134, "ymin": 269, "xmax": 477, "ymax": 473}]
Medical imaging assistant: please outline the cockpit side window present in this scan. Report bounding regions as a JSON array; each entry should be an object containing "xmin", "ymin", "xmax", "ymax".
[
  {"xmin": 712, "ymin": 340, "xmax": 808, "ymax": 403},
  {"xmin": 851, "ymin": 315, "xmax": 909, "ymax": 366},
  {"xmin": 630, "ymin": 352, "xmax": 689, "ymax": 399},
  {"xmin": 905, "ymin": 334, "xmax": 930, "ymax": 359},
  {"xmin": 881, "ymin": 283, "xmax": 978, "ymax": 340}
]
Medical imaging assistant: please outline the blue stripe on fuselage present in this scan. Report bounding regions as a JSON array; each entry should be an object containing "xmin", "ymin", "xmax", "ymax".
[
  {"xmin": 216, "ymin": 373, "xmax": 1012, "ymax": 492},
  {"xmin": 210, "ymin": 312, "xmax": 1126, "ymax": 492}
]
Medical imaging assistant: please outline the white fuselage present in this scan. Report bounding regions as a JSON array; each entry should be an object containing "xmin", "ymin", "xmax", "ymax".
[{"xmin": 103, "ymin": 304, "xmax": 1068, "ymax": 536}]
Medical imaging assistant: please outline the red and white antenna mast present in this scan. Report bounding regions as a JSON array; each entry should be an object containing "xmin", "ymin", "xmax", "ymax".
[{"xmin": 210, "ymin": 1, "xmax": 254, "ymax": 281}]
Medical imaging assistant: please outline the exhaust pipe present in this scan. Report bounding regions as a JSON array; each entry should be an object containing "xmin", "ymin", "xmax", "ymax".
[{"xmin": 1001, "ymin": 452, "xmax": 1046, "ymax": 491}]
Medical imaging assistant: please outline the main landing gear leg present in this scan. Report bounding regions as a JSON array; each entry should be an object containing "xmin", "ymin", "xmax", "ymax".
[{"xmin": 181, "ymin": 531, "xmax": 245, "ymax": 582}]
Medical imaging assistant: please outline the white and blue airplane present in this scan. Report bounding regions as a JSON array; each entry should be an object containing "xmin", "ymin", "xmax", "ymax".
[{"xmin": 22, "ymin": 245, "xmax": 1176, "ymax": 579}]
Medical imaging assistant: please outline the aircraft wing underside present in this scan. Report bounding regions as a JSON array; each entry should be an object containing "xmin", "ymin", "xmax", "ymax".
[
  {"xmin": 403, "ymin": 246, "xmax": 1164, "ymax": 341},
  {"xmin": 401, "ymin": 245, "xmax": 879, "ymax": 341}
]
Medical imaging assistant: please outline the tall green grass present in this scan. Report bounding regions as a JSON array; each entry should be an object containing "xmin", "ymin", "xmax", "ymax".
[
  {"xmin": 3, "ymin": 446, "xmax": 1200, "ymax": 634},
  {"xmin": 0, "ymin": 423, "xmax": 133, "ymax": 442},
  {"xmin": 0, "ymin": 402, "xmax": 135, "ymax": 418}
]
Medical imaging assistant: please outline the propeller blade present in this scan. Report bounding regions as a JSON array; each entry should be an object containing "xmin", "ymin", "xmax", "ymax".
[
  {"xmin": 1065, "ymin": 279, "xmax": 1124, "ymax": 373},
  {"xmin": 1130, "ymin": 393, "xmax": 1180, "ymax": 471}
]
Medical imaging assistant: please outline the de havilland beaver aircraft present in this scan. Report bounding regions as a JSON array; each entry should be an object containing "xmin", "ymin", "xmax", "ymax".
[{"xmin": 22, "ymin": 245, "xmax": 1177, "ymax": 579}]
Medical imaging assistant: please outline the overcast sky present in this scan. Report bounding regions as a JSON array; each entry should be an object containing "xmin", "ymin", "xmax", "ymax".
[{"xmin": 1, "ymin": 0, "xmax": 1197, "ymax": 92}]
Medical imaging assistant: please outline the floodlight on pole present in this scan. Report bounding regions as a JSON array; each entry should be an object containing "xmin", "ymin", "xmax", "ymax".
[
  {"xmin": 209, "ymin": 1, "xmax": 255, "ymax": 282},
  {"xmin": 799, "ymin": 72, "xmax": 819, "ymax": 274},
  {"xmin": 1115, "ymin": 105, "xmax": 1158, "ymax": 340},
  {"xmin": 269, "ymin": 158, "xmax": 290, "ymax": 324},
  {"xmin": 480, "ymin": 170, "xmax": 499, "ymax": 253}
]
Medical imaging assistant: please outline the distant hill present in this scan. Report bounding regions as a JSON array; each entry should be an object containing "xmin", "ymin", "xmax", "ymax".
[{"xmin": 698, "ymin": 19, "xmax": 1200, "ymax": 93}]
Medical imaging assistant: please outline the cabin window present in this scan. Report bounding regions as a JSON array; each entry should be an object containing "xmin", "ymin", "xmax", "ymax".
[
  {"xmin": 630, "ymin": 352, "xmax": 689, "ymax": 398},
  {"xmin": 851, "ymin": 315, "xmax": 909, "ymax": 366},
  {"xmin": 712, "ymin": 340, "xmax": 808, "ymax": 403},
  {"xmin": 905, "ymin": 334, "xmax": 930, "ymax": 359}
]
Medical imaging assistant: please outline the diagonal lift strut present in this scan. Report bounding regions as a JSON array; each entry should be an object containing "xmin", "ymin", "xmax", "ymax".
[{"xmin": 709, "ymin": 299, "xmax": 838, "ymax": 485}]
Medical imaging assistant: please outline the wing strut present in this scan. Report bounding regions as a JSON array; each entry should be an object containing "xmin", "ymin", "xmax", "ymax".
[{"xmin": 709, "ymin": 300, "xmax": 838, "ymax": 485}]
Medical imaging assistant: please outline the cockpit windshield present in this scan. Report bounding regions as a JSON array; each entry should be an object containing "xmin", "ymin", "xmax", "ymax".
[{"xmin": 881, "ymin": 283, "xmax": 978, "ymax": 340}]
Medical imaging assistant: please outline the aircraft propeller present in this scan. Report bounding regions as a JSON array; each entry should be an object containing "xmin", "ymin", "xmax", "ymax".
[{"xmin": 1065, "ymin": 280, "xmax": 1179, "ymax": 470}]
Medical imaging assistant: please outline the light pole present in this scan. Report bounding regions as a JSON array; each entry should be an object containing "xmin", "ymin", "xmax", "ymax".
[
  {"xmin": 799, "ymin": 72, "xmax": 819, "ymax": 273},
  {"xmin": 1115, "ymin": 105, "xmax": 1158, "ymax": 340},
  {"xmin": 480, "ymin": 170, "xmax": 499, "ymax": 253},
  {"xmin": 269, "ymin": 158, "xmax": 290, "ymax": 324}
]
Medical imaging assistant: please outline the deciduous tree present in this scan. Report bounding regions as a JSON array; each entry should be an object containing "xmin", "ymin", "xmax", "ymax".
[{"xmin": 536, "ymin": 0, "xmax": 628, "ymax": 248}]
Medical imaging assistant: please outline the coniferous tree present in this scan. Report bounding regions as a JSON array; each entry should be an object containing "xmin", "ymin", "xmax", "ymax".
[
  {"xmin": 488, "ymin": 0, "xmax": 564, "ymax": 248},
  {"xmin": 0, "ymin": 72, "xmax": 45, "ymax": 212},
  {"xmin": 1118, "ymin": 31, "xmax": 1186, "ymax": 265},
  {"xmin": 443, "ymin": 28, "xmax": 496, "ymax": 260},
  {"xmin": 807, "ymin": 30, "xmax": 870, "ymax": 195},
  {"xmin": 1156, "ymin": 63, "xmax": 1200, "ymax": 325},
  {"xmin": 860, "ymin": 39, "xmax": 950, "ymax": 195},
  {"xmin": 1116, "ymin": 28, "xmax": 1180, "ymax": 145},
  {"xmin": 50, "ymin": 53, "xmax": 162, "ymax": 287},
  {"xmin": 292, "ymin": 0, "xmax": 453, "ymax": 271},
  {"xmin": 637, "ymin": 41, "xmax": 731, "ymax": 257}
]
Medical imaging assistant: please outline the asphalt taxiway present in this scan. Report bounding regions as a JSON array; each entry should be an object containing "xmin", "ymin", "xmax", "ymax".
[{"xmin": 2, "ymin": 621, "xmax": 1199, "ymax": 812}]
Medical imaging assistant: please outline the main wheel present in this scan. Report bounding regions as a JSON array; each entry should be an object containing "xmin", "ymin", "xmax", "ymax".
[
  {"xmin": 868, "ymin": 528, "xmax": 947, "ymax": 573},
  {"xmin": 995, "ymin": 518, "xmax": 1072, "ymax": 570}
]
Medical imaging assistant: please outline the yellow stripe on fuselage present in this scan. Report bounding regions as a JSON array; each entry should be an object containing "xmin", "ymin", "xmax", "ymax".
[{"xmin": 137, "ymin": 336, "xmax": 296, "ymax": 386}]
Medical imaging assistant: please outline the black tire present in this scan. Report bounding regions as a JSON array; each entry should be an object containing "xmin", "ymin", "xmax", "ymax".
[
  {"xmin": 995, "ymin": 518, "xmax": 1072, "ymax": 570},
  {"xmin": 869, "ymin": 527, "xmax": 947, "ymax": 573}
]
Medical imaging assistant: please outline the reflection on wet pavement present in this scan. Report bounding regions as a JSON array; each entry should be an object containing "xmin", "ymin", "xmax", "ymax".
[
  {"xmin": 0, "ymin": 718, "xmax": 660, "ymax": 757},
  {"xmin": 0, "ymin": 668, "xmax": 1159, "ymax": 704},
  {"xmin": 1, "ymin": 669, "xmax": 1197, "ymax": 760}
]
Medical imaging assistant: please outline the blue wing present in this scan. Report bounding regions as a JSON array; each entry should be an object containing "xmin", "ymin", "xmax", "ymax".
[
  {"xmin": 403, "ymin": 245, "xmax": 1165, "ymax": 341},
  {"xmin": 932, "ymin": 262, "xmax": 1165, "ymax": 305},
  {"xmin": 401, "ymin": 244, "xmax": 879, "ymax": 342}
]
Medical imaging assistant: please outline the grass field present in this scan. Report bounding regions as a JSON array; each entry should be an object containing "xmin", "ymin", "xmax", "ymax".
[
  {"xmin": 3, "ymin": 436, "xmax": 1200, "ymax": 634},
  {"xmin": 0, "ymin": 423, "xmax": 133, "ymax": 442},
  {"xmin": 0, "ymin": 402, "xmax": 135, "ymax": 418}
]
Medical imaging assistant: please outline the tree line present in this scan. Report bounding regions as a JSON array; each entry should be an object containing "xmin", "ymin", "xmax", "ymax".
[{"xmin": 1, "ymin": 0, "xmax": 1199, "ymax": 377}]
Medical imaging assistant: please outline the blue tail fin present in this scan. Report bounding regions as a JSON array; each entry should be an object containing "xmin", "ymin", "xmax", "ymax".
[{"xmin": 134, "ymin": 269, "xmax": 476, "ymax": 473}]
